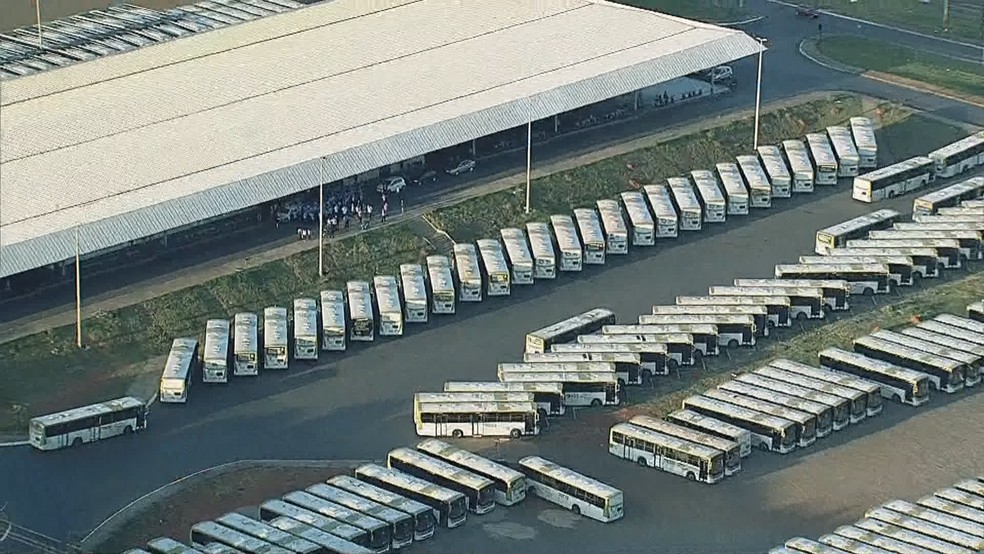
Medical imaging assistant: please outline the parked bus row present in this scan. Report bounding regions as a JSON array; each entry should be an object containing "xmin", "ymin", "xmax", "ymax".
[{"xmin": 771, "ymin": 477, "xmax": 984, "ymax": 554}]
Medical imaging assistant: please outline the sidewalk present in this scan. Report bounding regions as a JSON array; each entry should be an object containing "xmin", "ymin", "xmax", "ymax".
[{"xmin": 0, "ymin": 90, "xmax": 846, "ymax": 346}]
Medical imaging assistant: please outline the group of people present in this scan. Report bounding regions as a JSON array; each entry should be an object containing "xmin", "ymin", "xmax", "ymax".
[{"xmin": 293, "ymin": 189, "xmax": 406, "ymax": 241}]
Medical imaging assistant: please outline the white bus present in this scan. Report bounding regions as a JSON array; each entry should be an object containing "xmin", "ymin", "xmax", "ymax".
[
  {"xmin": 258, "ymin": 499, "xmax": 371, "ymax": 550},
  {"xmin": 940, "ymin": 205, "xmax": 984, "ymax": 216},
  {"xmin": 263, "ymin": 307, "xmax": 289, "ymax": 370},
  {"xmin": 786, "ymin": 536, "xmax": 853, "ymax": 554},
  {"xmin": 651, "ymin": 304, "xmax": 769, "ymax": 339},
  {"xmin": 638, "ymin": 313, "xmax": 756, "ymax": 348},
  {"xmin": 572, "ymin": 208, "xmax": 606, "ymax": 265},
  {"xmin": 912, "ymin": 177, "xmax": 984, "ymax": 215},
  {"xmin": 680, "ymin": 394, "xmax": 797, "ymax": 454},
  {"xmin": 853, "ymin": 518, "xmax": 972, "ymax": 554},
  {"xmin": 398, "ymin": 265, "xmax": 428, "ymax": 324},
  {"xmin": 620, "ymin": 191, "xmax": 656, "ymax": 246},
  {"xmin": 476, "ymin": 239, "xmax": 511, "ymax": 296},
  {"xmin": 935, "ymin": 313, "xmax": 984, "ymax": 336},
  {"xmin": 372, "ymin": 276, "xmax": 403, "ymax": 337},
  {"xmin": 387, "ymin": 447, "xmax": 496, "ymax": 515},
  {"xmin": 146, "ymin": 537, "xmax": 210, "ymax": 554},
  {"xmin": 853, "ymin": 156, "xmax": 935, "ymax": 203},
  {"xmin": 203, "ymin": 318, "xmax": 231, "ymax": 383},
  {"xmin": 827, "ymin": 125, "xmax": 861, "ymax": 177},
  {"xmin": 928, "ymin": 131, "xmax": 984, "ymax": 179},
  {"xmin": 767, "ymin": 358, "xmax": 882, "ymax": 419},
  {"xmin": 319, "ymin": 290, "xmax": 347, "ymax": 351},
  {"xmin": 709, "ymin": 285, "xmax": 825, "ymax": 320},
  {"xmin": 718, "ymin": 379, "xmax": 833, "ymax": 439},
  {"xmin": 293, "ymin": 298, "xmax": 319, "ymax": 360},
  {"xmin": 850, "ymin": 117, "xmax": 878, "ymax": 169},
  {"xmin": 452, "ymin": 243, "xmax": 483, "ymax": 301},
  {"xmin": 518, "ymin": 456, "xmax": 623, "ymax": 523},
  {"xmin": 551, "ymin": 341, "xmax": 669, "ymax": 376},
  {"xmin": 756, "ymin": 145, "xmax": 792, "ymax": 198},
  {"xmin": 514, "ymin": 356, "xmax": 640, "ymax": 387},
  {"xmin": 734, "ymin": 278, "xmax": 851, "ymax": 312},
  {"xmin": 425, "ymin": 255, "xmax": 456, "ymax": 314},
  {"xmin": 499, "ymin": 228, "xmax": 534, "ymax": 285},
  {"xmin": 233, "ymin": 313, "xmax": 259, "ymax": 376},
  {"xmin": 703, "ymin": 388, "xmax": 816, "ymax": 448},
  {"xmin": 525, "ymin": 307, "xmax": 617, "ymax": 353},
  {"xmin": 327, "ymin": 474, "xmax": 437, "ymax": 542},
  {"xmin": 736, "ymin": 154, "xmax": 773, "ymax": 208},
  {"xmin": 596, "ymin": 199, "xmax": 629, "ymax": 254},
  {"xmin": 825, "ymin": 247, "xmax": 939, "ymax": 280},
  {"xmin": 550, "ymin": 215, "xmax": 583, "ymax": 272},
  {"xmin": 867, "ymin": 229, "xmax": 981, "ymax": 261},
  {"xmin": 346, "ymin": 281, "xmax": 375, "ymax": 342},
  {"xmin": 643, "ymin": 184, "xmax": 679, "ymax": 238},
  {"xmin": 629, "ymin": 414, "xmax": 741, "ymax": 476},
  {"xmin": 213, "ymin": 512, "xmax": 323, "ymax": 554},
  {"xmin": 936, "ymin": 488, "xmax": 984, "ymax": 512},
  {"xmin": 498, "ymin": 370, "xmax": 621, "ymax": 407},
  {"xmin": 281, "ymin": 491, "xmax": 390, "ymax": 554},
  {"xmin": 666, "ymin": 409, "xmax": 752, "ymax": 458},
  {"xmin": 878, "ymin": 500, "xmax": 984, "ymax": 540},
  {"xmin": 444, "ymin": 380, "xmax": 566, "ymax": 417},
  {"xmin": 814, "ymin": 208, "xmax": 904, "ymax": 255},
  {"xmin": 525, "ymin": 222, "xmax": 557, "ymax": 279},
  {"xmin": 774, "ymin": 263, "xmax": 891, "ymax": 296},
  {"xmin": 304, "ymin": 484, "xmax": 414, "ymax": 551},
  {"xmin": 160, "ymin": 337, "xmax": 198, "ymax": 403},
  {"xmin": 189, "ymin": 522, "xmax": 292, "ymax": 554},
  {"xmin": 806, "ymin": 132, "xmax": 838, "ymax": 185},
  {"xmin": 417, "ymin": 439, "xmax": 527, "ymax": 506},
  {"xmin": 265, "ymin": 517, "xmax": 375, "ymax": 554},
  {"xmin": 578, "ymin": 331, "xmax": 696, "ymax": 368},
  {"xmin": 919, "ymin": 496, "xmax": 984, "ymax": 526},
  {"xmin": 828, "ymin": 525, "xmax": 928, "ymax": 554},
  {"xmin": 676, "ymin": 294, "xmax": 791, "ymax": 328},
  {"xmin": 736, "ymin": 371, "xmax": 851, "ymax": 431},
  {"xmin": 609, "ymin": 422, "xmax": 726, "ymax": 484},
  {"xmin": 781, "ymin": 139, "xmax": 816, "ymax": 193},
  {"xmin": 690, "ymin": 169, "xmax": 727, "ymax": 223},
  {"xmin": 900, "ymin": 326, "xmax": 984, "ymax": 369},
  {"xmin": 413, "ymin": 399, "xmax": 540, "ymax": 439},
  {"xmin": 846, "ymin": 238, "xmax": 963, "ymax": 269},
  {"xmin": 818, "ymin": 348, "xmax": 931, "ymax": 407},
  {"xmin": 603, "ymin": 323, "xmax": 719, "ymax": 358},
  {"xmin": 415, "ymin": 391, "xmax": 535, "ymax": 404},
  {"xmin": 862, "ymin": 330, "xmax": 976, "ymax": 390},
  {"xmin": 865, "ymin": 508, "xmax": 982, "ymax": 552},
  {"xmin": 754, "ymin": 365, "xmax": 868, "ymax": 427},
  {"xmin": 918, "ymin": 320, "xmax": 984, "ymax": 349},
  {"xmin": 715, "ymin": 162, "xmax": 749, "ymax": 215},
  {"xmin": 29, "ymin": 396, "xmax": 148, "ymax": 450},
  {"xmin": 667, "ymin": 177, "xmax": 702, "ymax": 230}
]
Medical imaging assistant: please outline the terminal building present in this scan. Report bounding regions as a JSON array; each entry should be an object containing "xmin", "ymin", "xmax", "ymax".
[{"xmin": 0, "ymin": 0, "xmax": 762, "ymax": 298}]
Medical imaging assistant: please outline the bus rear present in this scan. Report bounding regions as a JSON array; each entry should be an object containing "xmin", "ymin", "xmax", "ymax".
[
  {"xmin": 399, "ymin": 265, "xmax": 429, "ymax": 323},
  {"xmin": 690, "ymin": 170, "xmax": 727, "ymax": 223},
  {"xmin": 806, "ymin": 132, "xmax": 838, "ymax": 185},
  {"xmin": 667, "ymin": 177, "xmax": 702, "ymax": 230},
  {"xmin": 596, "ymin": 199, "xmax": 629, "ymax": 254},
  {"xmin": 263, "ymin": 306, "xmax": 289, "ymax": 369},
  {"xmin": 756, "ymin": 145, "xmax": 792, "ymax": 198},
  {"xmin": 643, "ymin": 184, "xmax": 679, "ymax": 238},
  {"xmin": 736, "ymin": 155, "xmax": 772, "ymax": 208},
  {"xmin": 425, "ymin": 255, "xmax": 456, "ymax": 314},
  {"xmin": 620, "ymin": 191, "xmax": 655, "ymax": 246},
  {"xmin": 373, "ymin": 276, "xmax": 404, "ymax": 336},
  {"xmin": 572, "ymin": 208, "xmax": 607, "ymax": 265},
  {"xmin": 781, "ymin": 139, "xmax": 815, "ymax": 193},
  {"xmin": 550, "ymin": 215, "xmax": 584, "ymax": 272},
  {"xmin": 525, "ymin": 222, "xmax": 557, "ymax": 279},
  {"xmin": 715, "ymin": 163, "xmax": 749, "ymax": 215},
  {"xmin": 499, "ymin": 228, "xmax": 535, "ymax": 285}
]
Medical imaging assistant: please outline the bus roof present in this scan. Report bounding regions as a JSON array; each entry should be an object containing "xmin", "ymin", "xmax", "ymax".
[
  {"xmin": 677, "ymin": 295, "xmax": 791, "ymax": 306},
  {"xmin": 417, "ymin": 439, "xmax": 525, "ymax": 485},
  {"xmin": 414, "ymin": 392, "xmax": 535, "ymax": 404},
  {"xmin": 734, "ymin": 278, "xmax": 851, "ymax": 291},
  {"xmin": 709, "ymin": 286, "xmax": 824, "ymax": 298},
  {"xmin": 258, "ymin": 500, "xmax": 366, "ymax": 541},
  {"xmin": 638, "ymin": 314, "xmax": 756, "ymax": 326},
  {"xmin": 612, "ymin": 422, "xmax": 722, "ymax": 459},
  {"xmin": 215, "ymin": 512, "xmax": 320, "ymax": 552},
  {"xmin": 326, "ymin": 475, "xmax": 432, "ymax": 517},
  {"xmin": 31, "ymin": 396, "xmax": 143, "ymax": 427},
  {"xmin": 293, "ymin": 298, "xmax": 318, "ymax": 337},
  {"xmin": 518, "ymin": 456, "xmax": 622, "ymax": 499},
  {"xmin": 388, "ymin": 448, "xmax": 495, "ymax": 491},
  {"xmin": 425, "ymin": 254, "xmax": 451, "ymax": 268},
  {"xmin": 915, "ymin": 177, "xmax": 984, "ymax": 204},
  {"xmin": 579, "ymin": 332, "xmax": 693, "ymax": 344},
  {"xmin": 768, "ymin": 358, "xmax": 879, "ymax": 393},
  {"xmin": 282, "ymin": 491, "xmax": 388, "ymax": 532},
  {"xmin": 703, "ymin": 389, "xmax": 812, "ymax": 426},
  {"xmin": 819, "ymin": 348, "xmax": 930, "ymax": 384},
  {"xmin": 524, "ymin": 352, "xmax": 641, "ymax": 364},
  {"xmin": 189, "ymin": 521, "xmax": 291, "ymax": 554},
  {"xmin": 306, "ymin": 484, "xmax": 413, "ymax": 525},
  {"xmin": 266, "ymin": 517, "xmax": 373, "ymax": 554},
  {"xmin": 145, "ymin": 537, "xmax": 200, "ymax": 554},
  {"xmin": 413, "ymin": 400, "xmax": 539, "ymax": 413},
  {"xmin": 552, "ymin": 342, "xmax": 668, "ymax": 354},
  {"xmin": 629, "ymin": 414, "xmax": 738, "ymax": 453},
  {"xmin": 776, "ymin": 262, "xmax": 891, "ymax": 274},
  {"xmin": 603, "ymin": 323, "xmax": 718, "ymax": 335},
  {"xmin": 928, "ymin": 132, "xmax": 984, "ymax": 159},
  {"xmin": 528, "ymin": 308, "xmax": 615, "ymax": 339},
  {"xmin": 784, "ymin": 536, "xmax": 841, "ymax": 554},
  {"xmin": 163, "ymin": 338, "xmax": 198, "ymax": 380},
  {"xmin": 668, "ymin": 409, "xmax": 751, "ymax": 440},
  {"xmin": 816, "ymin": 209, "xmax": 902, "ymax": 236},
  {"xmin": 443, "ymin": 381, "xmax": 564, "ymax": 394},
  {"xmin": 498, "ymin": 371, "xmax": 618, "ymax": 384},
  {"xmin": 684, "ymin": 394, "xmax": 796, "ymax": 430},
  {"xmin": 936, "ymin": 314, "xmax": 984, "ymax": 335}
]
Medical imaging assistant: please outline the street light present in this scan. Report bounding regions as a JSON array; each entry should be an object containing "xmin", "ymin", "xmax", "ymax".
[
  {"xmin": 34, "ymin": 0, "xmax": 43, "ymax": 49},
  {"xmin": 525, "ymin": 119, "xmax": 533, "ymax": 214},
  {"xmin": 752, "ymin": 37, "xmax": 765, "ymax": 150},
  {"xmin": 74, "ymin": 225, "xmax": 83, "ymax": 348},
  {"xmin": 318, "ymin": 156, "xmax": 325, "ymax": 277}
]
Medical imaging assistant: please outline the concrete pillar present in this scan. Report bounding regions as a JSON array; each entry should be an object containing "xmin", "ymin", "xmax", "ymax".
[{"xmin": 554, "ymin": 115, "xmax": 560, "ymax": 133}]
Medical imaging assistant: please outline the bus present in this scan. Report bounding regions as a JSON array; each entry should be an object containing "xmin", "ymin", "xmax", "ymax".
[
  {"xmin": 517, "ymin": 355, "xmax": 642, "ymax": 386},
  {"xmin": 443, "ymin": 381, "xmax": 565, "ymax": 417},
  {"xmin": 372, "ymin": 276, "xmax": 403, "ymax": 337},
  {"xmin": 735, "ymin": 371, "xmax": 850, "ymax": 431},
  {"xmin": 936, "ymin": 488, "xmax": 984, "ymax": 511},
  {"xmin": 29, "ymin": 396, "xmax": 147, "ymax": 451},
  {"xmin": 281, "ymin": 491, "xmax": 390, "ymax": 553},
  {"xmin": 232, "ymin": 313, "xmax": 259, "ymax": 376},
  {"xmin": 160, "ymin": 338, "xmax": 198, "ymax": 403},
  {"xmin": 864, "ymin": 330, "xmax": 976, "ymax": 389},
  {"xmin": 736, "ymin": 154, "xmax": 773, "ymax": 208},
  {"xmin": 189, "ymin": 522, "xmax": 291, "ymax": 554},
  {"xmin": 304, "ymin": 484, "xmax": 414, "ymax": 550},
  {"xmin": 877, "ymin": 500, "xmax": 984, "ymax": 540},
  {"xmin": 596, "ymin": 199, "xmax": 629, "ymax": 254},
  {"xmin": 676, "ymin": 295, "xmax": 791, "ymax": 328},
  {"xmin": 853, "ymin": 156, "xmax": 935, "ymax": 203},
  {"xmin": 918, "ymin": 320, "xmax": 984, "ymax": 348},
  {"xmin": 578, "ymin": 332, "xmax": 695, "ymax": 368},
  {"xmin": 525, "ymin": 308, "xmax": 617, "ymax": 353},
  {"xmin": 620, "ymin": 191, "xmax": 656, "ymax": 246},
  {"xmin": 603, "ymin": 323, "xmax": 719, "ymax": 358},
  {"xmin": 213, "ymin": 513, "xmax": 322, "ymax": 554},
  {"xmin": 867, "ymin": 229, "xmax": 982, "ymax": 261},
  {"xmin": 667, "ymin": 177, "xmax": 703, "ymax": 230},
  {"xmin": 518, "ymin": 456, "xmax": 624, "ymax": 523},
  {"xmin": 666, "ymin": 408, "xmax": 752, "ymax": 458},
  {"xmin": 327, "ymin": 474, "xmax": 437, "ymax": 542},
  {"xmin": 293, "ymin": 298, "xmax": 319, "ymax": 360},
  {"xmin": 525, "ymin": 222, "xmax": 557, "ymax": 280},
  {"xmin": 733, "ymin": 278, "xmax": 852, "ymax": 312},
  {"xmin": 767, "ymin": 358, "xmax": 881, "ymax": 419},
  {"xmin": 387, "ymin": 447, "xmax": 496, "ymax": 515},
  {"xmin": 708, "ymin": 285, "xmax": 825, "ymax": 321},
  {"xmin": 865, "ymin": 508, "xmax": 982, "ymax": 552},
  {"xmin": 850, "ymin": 117, "xmax": 879, "ymax": 169},
  {"xmin": 629, "ymin": 414, "xmax": 741, "ymax": 476},
  {"xmin": 853, "ymin": 518, "xmax": 973, "ymax": 554},
  {"xmin": 425, "ymin": 255, "xmax": 456, "ymax": 314},
  {"xmin": 912, "ymin": 177, "xmax": 984, "ymax": 215},
  {"xmin": 939, "ymin": 206, "xmax": 984, "ymax": 216},
  {"xmin": 680, "ymin": 394, "xmax": 797, "ymax": 454},
  {"xmin": 690, "ymin": 169, "xmax": 727, "ymax": 223},
  {"xmin": 896, "ymin": 221, "xmax": 984, "ymax": 234},
  {"xmin": 971, "ymin": 301, "xmax": 984, "ymax": 323},
  {"xmin": 928, "ymin": 131, "xmax": 984, "ymax": 179},
  {"xmin": 642, "ymin": 184, "xmax": 679, "ymax": 238},
  {"xmin": 715, "ymin": 162, "xmax": 749, "ymax": 215},
  {"xmin": 814, "ymin": 209, "xmax": 904, "ymax": 254},
  {"xmin": 717, "ymin": 379, "xmax": 833, "ymax": 439},
  {"xmin": 934, "ymin": 313, "xmax": 984, "ymax": 337},
  {"xmin": 550, "ymin": 341, "xmax": 669, "ymax": 376},
  {"xmin": 785, "ymin": 537, "xmax": 851, "ymax": 554},
  {"xmin": 781, "ymin": 139, "xmax": 816, "ymax": 193},
  {"xmin": 346, "ymin": 281, "xmax": 374, "ymax": 342},
  {"xmin": 846, "ymin": 238, "xmax": 963, "ymax": 270},
  {"xmin": 499, "ymin": 228, "xmax": 535, "ymax": 285},
  {"xmin": 826, "ymin": 247, "xmax": 940, "ymax": 280},
  {"xmin": 412, "ymin": 399, "xmax": 540, "ymax": 438},
  {"xmin": 416, "ymin": 439, "xmax": 527, "ymax": 506},
  {"xmin": 145, "ymin": 537, "xmax": 202, "ymax": 554},
  {"xmin": 825, "ymin": 528, "xmax": 922, "ymax": 554},
  {"xmin": 476, "ymin": 239, "xmax": 511, "ymax": 296},
  {"xmin": 572, "ymin": 208, "xmax": 606, "ymax": 265},
  {"xmin": 918, "ymin": 496, "xmax": 984, "ymax": 526},
  {"xmin": 203, "ymin": 319, "xmax": 231, "ymax": 383},
  {"xmin": 265, "ymin": 518, "xmax": 374, "ymax": 554},
  {"xmin": 954, "ymin": 478, "xmax": 984, "ymax": 497},
  {"xmin": 827, "ymin": 126, "xmax": 861, "ymax": 177},
  {"xmin": 452, "ymin": 243, "xmax": 483, "ymax": 301},
  {"xmin": 257, "ymin": 500, "xmax": 370, "ymax": 549},
  {"xmin": 818, "ymin": 348, "xmax": 931, "ymax": 407},
  {"xmin": 757, "ymin": 145, "xmax": 792, "ymax": 198},
  {"xmin": 900, "ymin": 326, "xmax": 984, "ymax": 368},
  {"xmin": 550, "ymin": 215, "xmax": 583, "ymax": 272},
  {"xmin": 799, "ymin": 255, "xmax": 913, "ymax": 288},
  {"xmin": 774, "ymin": 263, "xmax": 891, "ymax": 296},
  {"xmin": 650, "ymin": 304, "xmax": 769, "ymax": 338},
  {"xmin": 398, "ymin": 265, "xmax": 428, "ymax": 324},
  {"xmin": 806, "ymin": 132, "xmax": 838, "ymax": 185},
  {"xmin": 318, "ymin": 291, "xmax": 346, "ymax": 351},
  {"xmin": 498, "ymin": 370, "xmax": 620, "ymax": 407},
  {"xmin": 609, "ymin": 422, "xmax": 726, "ymax": 484},
  {"xmin": 263, "ymin": 307, "xmax": 289, "ymax": 370},
  {"xmin": 638, "ymin": 314, "xmax": 756, "ymax": 348},
  {"xmin": 754, "ymin": 366, "xmax": 865, "ymax": 427},
  {"xmin": 703, "ymin": 388, "xmax": 816, "ymax": 448}
]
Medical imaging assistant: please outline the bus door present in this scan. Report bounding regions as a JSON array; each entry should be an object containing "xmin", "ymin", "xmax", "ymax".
[
  {"xmin": 472, "ymin": 414, "xmax": 482, "ymax": 437},
  {"xmin": 436, "ymin": 413, "xmax": 449, "ymax": 437},
  {"xmin": 606, "ymin": 383, "xmax": 618, "ymax": 404},
  {"xmin": 525, "ymin": 413, "xmax": 537, "ymax": 434},
  {"xmin": 741, "ymin": 326, "xmax": 754, "ymax": 345}
]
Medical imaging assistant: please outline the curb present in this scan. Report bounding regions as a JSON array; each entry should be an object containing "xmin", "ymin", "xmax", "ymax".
[
  {"xmin": 0, "ymin": 440, "xmax": 28, "ymax": 448},
  {"xmin": 797, "ymin": 39, "xmax": 860, "ymax": 75},
  {"xmin": 717, "ymin": 14, "xmax": 764, "ymax": 27}
]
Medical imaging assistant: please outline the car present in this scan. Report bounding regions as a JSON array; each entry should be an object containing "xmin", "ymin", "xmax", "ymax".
[
  {"xmin": 377, "ymin": 176, "xmax": 407, "ymax": 194},
  {"xmin": 796, "ymin": 6, "xmax": 819, "ymax": 18},
  {"xmin": 412, "ymin": 170, "xmax": 438, "ymax": 186},
  {"xmin": 446, "ymin": 159, "xmax": 476, "ymax": 176}
]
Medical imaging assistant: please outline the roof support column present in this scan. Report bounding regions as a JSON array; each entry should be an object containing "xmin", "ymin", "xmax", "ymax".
[
  {"xmin": 75, "ymin": 226, "xmax": 83, "ymax": 349},
  {"xmin": 525, "ymin": 120, "xmax": 533, "ymax": 214}
]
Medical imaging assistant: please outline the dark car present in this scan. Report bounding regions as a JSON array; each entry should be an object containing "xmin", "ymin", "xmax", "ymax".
[
  {"xmin": 796, "ymin": 6, "xmax": 820, "ymax": 18},
  {"xmin": 412, "ymin": 170, "xmax": 438, "ymax": 186}
]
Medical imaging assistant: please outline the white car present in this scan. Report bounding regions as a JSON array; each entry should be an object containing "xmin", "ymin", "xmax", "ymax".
[
  {"xmin": 377, "ymin": 176, "xmax": 407, "ymax": 193},
  {"xmin": 446, "ymin": 159, "xmax": 476, "ymax": 176}
]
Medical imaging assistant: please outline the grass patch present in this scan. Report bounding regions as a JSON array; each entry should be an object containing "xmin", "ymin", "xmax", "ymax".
[
  {"xmin": 817, "ymin": 36, "xmax": 984, "ymax": 100},
  {"xmin": 874, "ymin": 113, "xmax": 972, "ymax": 162},
  {"xmin": 615, "ymin": 0, "xmax": 751, "ymax": 22},
  {"xmin": 815, "ymin": 0, "xmax": 984, "ymax": 44}
]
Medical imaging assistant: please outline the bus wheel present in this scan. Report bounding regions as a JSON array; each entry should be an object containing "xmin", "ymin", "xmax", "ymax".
[
  {"xmin": 72, "ymin": 438, "xmax": 83, "ymax": 448},
  {"xmin": 510, "ymin": 429, "xmax": 522, "ymax": 439},
  {"xmin": 892, "ymin": 393, "xmax": 901, "ymax": 403},
  {"xmin": 667, "ymin": 359, "xmax": 678, "ymax": 371},
  {"xmin": 571, "ymin": 505, "xmax": 581, "ymax": 516},
  {"xmin": 727, "ymin": 339, "xmax": 739, "ymax": 349},
  {"xmin": 863, "ymin": 287, "xmax": 874, "ymax": 296},
  {"xmin": 686, "ymin": 472, "xmax": 696, "ymax": 481},
  {"xmin": 912, "ymin": 272, "xmax": 922, "ymax": 284},
  {"xmin": 795, "ymin": 312, "xmax": 807, "ymax": 321},
  {"xmin": 590, "ymin": 399, "xmax": 602, "ymax": 407},
  {"xmin": 451, "ymin": 430, "xmax": 464, "ymax": 438},
  {"xmin": 758, "ymin": 442, "xmax": 770, "ymax": 452},
  {"xmin": 123, "ymin": 426, "xmax": 133, "ymax": 436},
  {"xmin": 637, "ymin": 457, "xmax": 648, "ymax": 467},
  {"xmin": 693, "ymin": 350, "xmax": 703, "ymax": 362}
]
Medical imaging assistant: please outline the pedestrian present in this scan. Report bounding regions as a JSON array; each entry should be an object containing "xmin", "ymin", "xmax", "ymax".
[
  {"xmin": 297, "ymin": 227, "xmax": 304, "ymax": 240},
  {"xmin": 400, "ymin": 197, "xmax": 405, "ymax": 214},
  {"xmin": 381, "ymin": 207, "xmax": 388, "ymax": 223},
  {"xmin": 366, "ymin": 204, "xmax": 373, "ymax": 221}
]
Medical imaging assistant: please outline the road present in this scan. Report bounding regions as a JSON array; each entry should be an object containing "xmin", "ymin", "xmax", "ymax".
[{"xmin": 2, "ymin": 0, "xmax": 984, "ymax": 547}]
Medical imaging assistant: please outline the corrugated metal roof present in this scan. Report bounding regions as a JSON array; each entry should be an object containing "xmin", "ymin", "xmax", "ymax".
[{"xmin": 0, "ymin": 0, "xmax": 762, "ymax": 278}]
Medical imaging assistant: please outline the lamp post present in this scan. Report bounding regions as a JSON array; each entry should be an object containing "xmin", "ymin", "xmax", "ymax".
[
  {"xmin": 524, "ymin": 119, "xmax": 533, "ymax": 214},
  {"xmin": 752, "ymin": 38, "xmax": 765, "ymax": 150},
  {"xmin": 34, "ymin": 0, "xmax": 43, "ymax": 49},
  {"xmin": 318, "ymin": 157, "xmax": 325, "ymax": 277},
  {"xmin": 75, "ymin": 226, "xmax": 83, "ymax": 348}
]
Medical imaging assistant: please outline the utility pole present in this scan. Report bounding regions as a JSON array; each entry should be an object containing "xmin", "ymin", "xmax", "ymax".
[
  {"xmin": 943, "ymin": 0, "xmax": 950, "ymax": 32},
  {"xmin": 34, "ymin": 0, "xmax": 43, "ymax": 48},
  {"xmin": 752, "ymin": 38, "xmax": 765, "ymax": 150}
]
